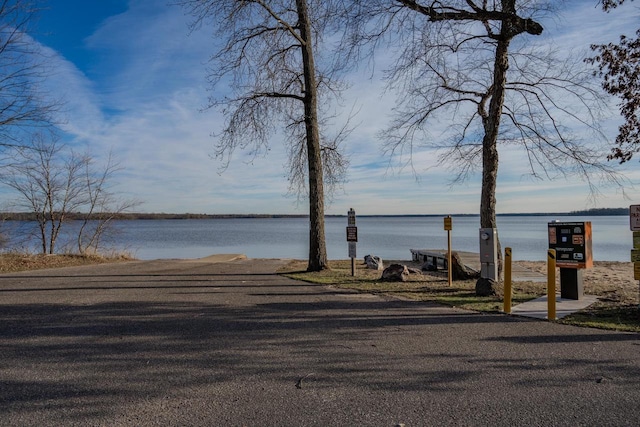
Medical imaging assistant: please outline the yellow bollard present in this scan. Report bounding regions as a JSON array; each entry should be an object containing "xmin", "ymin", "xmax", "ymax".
[
  {"xmin": 504, "ymin": 247, "xmax": 512, "ymax": 314},
  {"xmin": 547, "ymin": 249, "xmax": 556, "ymax": 320}
]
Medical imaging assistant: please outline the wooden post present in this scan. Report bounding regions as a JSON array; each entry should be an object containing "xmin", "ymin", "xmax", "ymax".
[
  {"xmin": 351, "ymin": 256, "xmax": 356, "ymax": 277},
  {"xmin": 547, "ymin": 249, "xmax": 557, "ymax": 321},
  {"xmin": 504, "ymin": 247, "xmax": 512, "ymax": 314}
]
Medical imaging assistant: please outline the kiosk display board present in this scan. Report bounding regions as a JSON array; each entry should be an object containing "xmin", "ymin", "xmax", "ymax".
[{"xmin": 548, "ymin": 221, "xmax": 593, "ymax": 269}]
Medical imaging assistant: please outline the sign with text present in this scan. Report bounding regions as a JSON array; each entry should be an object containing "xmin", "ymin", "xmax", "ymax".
[
  {"xmin": 348, "ymin": 242, "xmax": 357, "ymax": 258},
  {"xmin": 631, "ymin": 205, "xmax": 640, "ymax": 231},
  {"xmin": 346, "ymin": 226, "xmax": 358, "ymax": 242},
  {"xmin": 444, "ymin": 216, "xmax": 452, "ymax": 231},
  {"xmin": 348, "ymin": 208, "xmax": 356, "ymax": 226},
  {"xmin": 548, "ymin": 221, "xmax": 593, "ymax": 269}
]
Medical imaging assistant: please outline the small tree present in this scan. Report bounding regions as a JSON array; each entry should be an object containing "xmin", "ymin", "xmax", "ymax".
[
  {"xmin": 76, "ymin": 151, "xmax": 139, "ymax": 255},
  {"xmin": 179, "ymin": 0, "xmax": 352, "ymax": 271},
  {"xmin": 0, "ymin": 132, "xmax": 136, "ymax": 255},
  {"xmin": 587, "ymin": 0, "xmax": 639, "ymax": 162}
]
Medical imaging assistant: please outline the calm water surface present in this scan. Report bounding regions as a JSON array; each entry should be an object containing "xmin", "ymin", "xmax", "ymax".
[{"xmin": 5, "ymin": 215, "xmax": 627, "ymax": 261}]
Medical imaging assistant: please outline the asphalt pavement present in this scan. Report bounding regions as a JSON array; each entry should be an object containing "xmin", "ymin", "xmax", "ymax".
[{"xmin": 0, "ymin": 257, "xmax": 638, "ymax": 426}]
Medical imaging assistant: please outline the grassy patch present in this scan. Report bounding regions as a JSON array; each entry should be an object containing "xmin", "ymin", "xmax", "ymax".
[
  {"xmin": 561, "ymin": 302, "xmax": 640, "ymax": 333},
  {"xmin": 280, "ymin": 259, "xmax": 640, "ymax": 333},
  {"xmin": 280, "ymin": 259, "xmax": 542, "ymax": 313},
  {"xmin": 0, "ymin": 252, "xmax": 134, "ymax": 273}
]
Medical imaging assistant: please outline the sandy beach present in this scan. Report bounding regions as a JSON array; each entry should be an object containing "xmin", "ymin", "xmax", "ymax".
[{"xmin": 515, "ymin": 260, "xmax": 638, "ymax": 306}]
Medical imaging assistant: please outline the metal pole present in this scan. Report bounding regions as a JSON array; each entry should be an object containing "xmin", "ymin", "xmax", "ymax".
[
  {"xmin": 547, "ymin": 249, "xmax": 556, "ymax": 320},
  {"xmin": 504, "ymin": 247, "xmax": 512, "ymax": 314}
]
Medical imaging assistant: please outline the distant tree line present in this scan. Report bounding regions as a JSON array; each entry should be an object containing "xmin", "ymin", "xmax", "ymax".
[
  {"xmin": 567, "ymin": 208, "xmax": 628, "ymax": 216},
  {"xmin": 1, "ymin": 212, "xmax": 311, "ymax": 221}
]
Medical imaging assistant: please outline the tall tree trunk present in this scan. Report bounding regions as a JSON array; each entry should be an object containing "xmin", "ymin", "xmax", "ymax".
[
  {"xmin": 480, "ymin": 5, "xmax": 516, "ymax": 276},
  {"xmin": 296, "ymin": 0, "xmax": 329, "ymax": 271},
  {"xmin": 480, "ymin": 36, "xmax": 510, "ymax": 231}
]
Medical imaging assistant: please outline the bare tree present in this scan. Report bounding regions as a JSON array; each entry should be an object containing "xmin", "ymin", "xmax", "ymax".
[
  {"xmin": 0, "ymin": 0, "xmax": 59, "ymax": 147},
  {"xmin": 179, "ymin": 0, "xmax": 351, "ymax": 271},
  {"xmin": 0, "ymin": 132, "xmax": 136, "ymax": 255},
  {"xmin": 1, "ymin": 132, "xmax": 83, "ymax": 253},
  {"xmin": 587, "ymin": 0, "xmax": 639, "ymax": 163},
  {"xmin": 345, "ymin": 1, "xmax": 621, "ymax": 272},
  {"xmin": 76, "ymin": 152, "xmax": 140, "ymax": 255}
]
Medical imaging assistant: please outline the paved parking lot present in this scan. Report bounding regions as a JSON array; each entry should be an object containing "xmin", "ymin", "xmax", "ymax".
[{"xmin": 1, "ymin": 258, "xmax": 639, "ymax": 426}]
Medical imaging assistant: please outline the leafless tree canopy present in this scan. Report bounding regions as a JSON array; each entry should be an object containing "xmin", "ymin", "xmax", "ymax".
[
  {"xmin": 0, "ymin": 0, "xmax": 58, "ymax": 147},
  {"xmin": 344, "ymin": 1, "xmax": 622, "ymax": 222},
  {"xmin": 179, "ymin": 0, "xmax": 349, "ymax": 197}
]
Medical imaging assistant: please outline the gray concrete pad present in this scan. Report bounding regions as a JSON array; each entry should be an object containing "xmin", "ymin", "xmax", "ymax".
[{"xmin": 511, "ymin": 294, "xmax": 600, "ymax": 320}]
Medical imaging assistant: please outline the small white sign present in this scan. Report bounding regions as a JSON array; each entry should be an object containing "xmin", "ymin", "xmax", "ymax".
[
  {"xmin": 631, "ymin": 205, "xmax": 640, "ymax": 231},
  {"xmin": 348, "ymin": 242, "xmax": 357, "ymax": 258}
]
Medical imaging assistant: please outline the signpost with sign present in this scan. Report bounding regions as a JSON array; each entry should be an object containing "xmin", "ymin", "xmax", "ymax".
[
  {"xmin": 629, "ymin": 205, "xmax": 640, "ymax": 312},
  {"xmin": 547, "ymin": 221, "xmax": 593, "ymax": 299},
  {"xmin": 347, "ymin": 208, "xmax": 357, "ymax": 276}
]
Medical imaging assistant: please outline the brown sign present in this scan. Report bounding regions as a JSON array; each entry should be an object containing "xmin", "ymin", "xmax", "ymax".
[
  {"xmin": 444, "ymin": 216, "xmax": 452, "ymax": 231},
  {"xmin": 346, "ymin": 226, "xmax": 358, "ymax": 242}
]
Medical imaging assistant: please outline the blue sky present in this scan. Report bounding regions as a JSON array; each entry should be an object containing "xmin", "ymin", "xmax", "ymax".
[{"xmin": 23, "ymin": 0, "xmax": 640, "ymax": 215}]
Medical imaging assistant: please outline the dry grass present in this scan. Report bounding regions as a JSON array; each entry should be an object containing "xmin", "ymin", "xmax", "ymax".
[
  {"xmin": 280, "ymin": 259, "xmax": 640, "ymax": 333},
  {"xmin": 0, "ymin": 252, "xmax": 135, "ymax": 273}
]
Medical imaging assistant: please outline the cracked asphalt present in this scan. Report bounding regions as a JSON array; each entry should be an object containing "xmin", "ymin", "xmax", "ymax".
[{"xmin": 0, "ymin": 257, "xmax": 639, "ymax": 426}]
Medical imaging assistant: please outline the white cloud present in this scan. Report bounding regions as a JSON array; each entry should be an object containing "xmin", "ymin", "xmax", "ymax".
[{"xmin": 25, "ymin": 0, "xmax": 640, "ymax": 216}]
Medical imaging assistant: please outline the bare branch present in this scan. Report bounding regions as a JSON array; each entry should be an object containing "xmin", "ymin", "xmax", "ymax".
[{"xmin": 0, "ymin": 0, "xmax": 60, "ymax": 147}]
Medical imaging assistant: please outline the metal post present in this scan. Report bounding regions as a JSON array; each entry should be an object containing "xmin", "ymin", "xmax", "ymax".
[
  {"xmin": 547, "ymin": 249, "xmax": 556, "ymax": 321},
  {"xmin": 504, "ymin": 247, "xmax": 512, "ymax": 314}
]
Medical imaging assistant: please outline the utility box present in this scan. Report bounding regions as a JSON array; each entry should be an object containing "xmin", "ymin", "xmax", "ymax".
[
  {"xmin": 547, "ymin": 221, "xmax": 593, "ymax": 269},
  {"xmin": 548, "ymin": 221, "xmax": 593, "ymax": 300},
  {"xmin": 479, "ymin": 228, "xmax": 498, "ymax": 280}
]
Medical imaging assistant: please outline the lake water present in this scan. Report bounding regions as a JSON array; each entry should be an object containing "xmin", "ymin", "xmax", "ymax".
[{"xmin": 3, "ymin": 215, "xmax": 630, "ymax": 262}]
